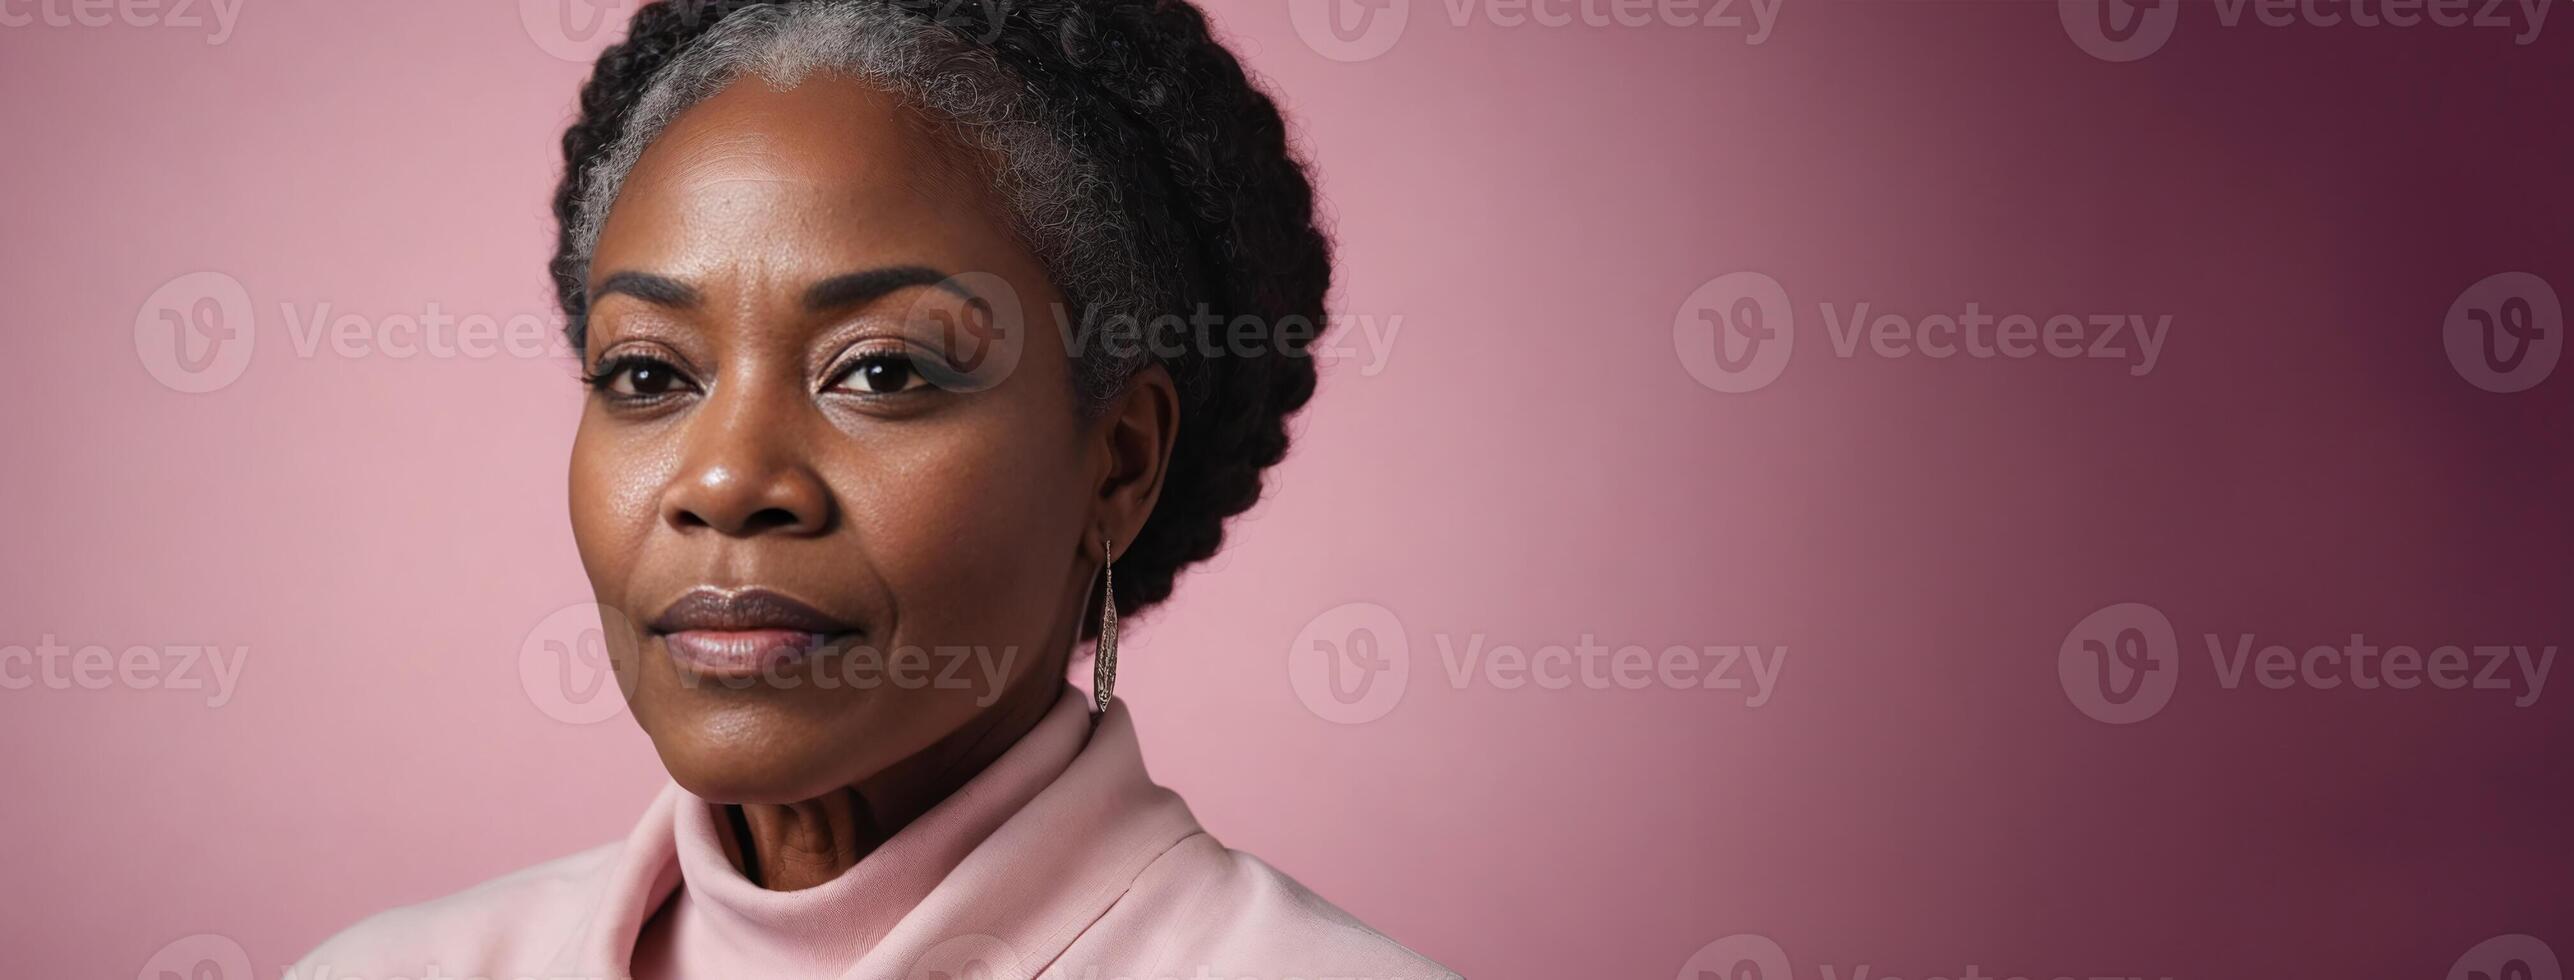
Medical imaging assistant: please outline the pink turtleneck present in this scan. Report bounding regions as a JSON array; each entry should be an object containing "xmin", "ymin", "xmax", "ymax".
[
  {"xmin": 631, "ymin": 688, "xmax": 1088, "ymax": 979},
  {"xmin": 288, "ymin": 690, "xmax": 1453, "ymax": 980}
]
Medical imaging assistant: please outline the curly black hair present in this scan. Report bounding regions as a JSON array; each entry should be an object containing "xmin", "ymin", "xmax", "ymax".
[{"xmin": 547, "ymin": 0, "xmax": 1331, "ymax": 629}]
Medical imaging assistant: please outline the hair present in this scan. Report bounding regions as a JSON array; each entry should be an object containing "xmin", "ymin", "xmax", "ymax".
[{"xmin": 549, "ymin": 0, "xmax": 1331, "ymax": 627}]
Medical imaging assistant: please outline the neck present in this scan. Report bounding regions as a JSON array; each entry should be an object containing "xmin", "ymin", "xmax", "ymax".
[{"xmin": 717, "ymin": 668, "xmax": 1070, "ymax": 891}]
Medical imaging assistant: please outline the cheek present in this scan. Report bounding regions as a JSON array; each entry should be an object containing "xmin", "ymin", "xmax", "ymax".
[
  {"xmin": 840, "ymin": 413, "xmax": 1089, "ymax": 648},
  {"xmin": 567, "ymin": 410, "xmax": 675, "ymax": 599}
]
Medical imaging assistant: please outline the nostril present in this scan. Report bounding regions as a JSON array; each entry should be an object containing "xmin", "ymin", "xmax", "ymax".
[
  {"xmin": 740, "ymin": 507, "xmax": 804, "ymax": 534},
  {"xmin": 666, "ymin": 506, "xmax": 800, "ymax": 535}
]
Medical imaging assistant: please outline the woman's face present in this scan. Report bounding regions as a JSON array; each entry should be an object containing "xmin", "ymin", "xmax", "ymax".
[{"xmin": 569, "ymin": 74, "xmax": 1157, "ymax": 805}]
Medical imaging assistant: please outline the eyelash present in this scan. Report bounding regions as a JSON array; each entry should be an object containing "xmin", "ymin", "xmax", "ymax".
[
  {"xmin": 824, "ymin": 346, "xmax": 934, "ymax": 395},
  {"xmin": 580, "ymin": 348, "xmax": 934, "ymax": 406},
  {"xmin": 581, "ymin": 353, "xmax": 698, "ymax": 405}
]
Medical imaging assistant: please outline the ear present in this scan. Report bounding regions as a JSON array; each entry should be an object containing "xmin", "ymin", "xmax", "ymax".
[{"xmin": 1089, "ymin": 362, "xmax": 1179, "ymax": 560}]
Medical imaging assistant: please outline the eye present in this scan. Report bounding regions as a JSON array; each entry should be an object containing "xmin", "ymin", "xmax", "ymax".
[
  {"xmin": 585, "ymin": 354, "xmax": 696, "ymax": 401},
  {"xmin": 830, "ymin": 351, "xmax": 930, "ymax": 395}
]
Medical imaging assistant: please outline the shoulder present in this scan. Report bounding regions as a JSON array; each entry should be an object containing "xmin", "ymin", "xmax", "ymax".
[
  {"xmin": 284, "ymin": 843, "xmax": 621, "ymax": 980},
  {"xmin": 1084, "ymin": 832, "xmax": 1459, "ymax": 980}
]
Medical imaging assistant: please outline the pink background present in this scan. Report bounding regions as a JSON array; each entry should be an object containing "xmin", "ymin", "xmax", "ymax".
[{"xmin": 3, "ymin": 2, "xmax": 2569, "ymax": 978}]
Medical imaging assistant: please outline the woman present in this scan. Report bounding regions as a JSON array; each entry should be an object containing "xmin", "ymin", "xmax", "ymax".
[{"xmin": 289, "ymin": 2, "xmax": 1452, "ymax": 977}]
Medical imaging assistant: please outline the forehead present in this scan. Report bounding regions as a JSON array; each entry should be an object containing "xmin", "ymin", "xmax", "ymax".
[{"xmin": 590, "ymin": 72, "xmax": 1012, "ymax": 282}]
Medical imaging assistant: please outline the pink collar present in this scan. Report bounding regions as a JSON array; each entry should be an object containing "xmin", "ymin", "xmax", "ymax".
[{"xmin": 543, "ymin": 692, "xmax": 1205, "ymax": 980}]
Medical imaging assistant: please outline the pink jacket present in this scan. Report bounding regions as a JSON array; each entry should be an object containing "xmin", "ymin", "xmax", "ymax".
[{"xmin": 288, "ymin": 690, "xmax": 1453, "ymax": 980}]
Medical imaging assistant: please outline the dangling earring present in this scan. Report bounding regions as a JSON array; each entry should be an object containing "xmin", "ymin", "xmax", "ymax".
[{"xmin": 1093, "ymin": 532, "xmax": 1119, "ymax": 717}]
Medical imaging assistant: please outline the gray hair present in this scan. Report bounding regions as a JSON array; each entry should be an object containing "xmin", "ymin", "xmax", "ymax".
[{"xmin": 566, "ymin": 1, "xmax": 1154, "ymax": 404}]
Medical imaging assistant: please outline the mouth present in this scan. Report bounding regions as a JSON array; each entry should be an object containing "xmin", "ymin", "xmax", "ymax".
[{"xmin": 647, "ymin": 587, "xmax": 862, "ymax": 679}]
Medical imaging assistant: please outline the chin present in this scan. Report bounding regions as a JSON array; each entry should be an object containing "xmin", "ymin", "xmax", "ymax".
[
  {"xmin": 631, "ymin": 697, "xmax": 886, "ymax": 806},
  {"xmin": 649, "ymin": 732, "xmax": 865, "ymax": 806}
]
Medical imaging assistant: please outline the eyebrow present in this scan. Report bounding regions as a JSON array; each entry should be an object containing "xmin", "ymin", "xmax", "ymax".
[
  {"xmin": 591, "ymin": 271, "xmax": 702, "ymax": 309},
  {"xmin": 588, "ymin": 265, "xmax": 976, "ymax": 313},
  {"xmin": 802, "ymin": 265, "xmax": 975, "ymax": 312}
]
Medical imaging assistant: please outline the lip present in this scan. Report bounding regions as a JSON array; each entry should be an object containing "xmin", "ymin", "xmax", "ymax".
[{"xmin": 649, "ymin": 587, "xmax": 861, "ymax": 679}]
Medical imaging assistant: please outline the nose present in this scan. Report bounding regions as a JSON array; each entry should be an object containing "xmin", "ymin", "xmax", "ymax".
[{"xmin": 657, "ymin": 382, "xmax": 835, "ymax": 538}]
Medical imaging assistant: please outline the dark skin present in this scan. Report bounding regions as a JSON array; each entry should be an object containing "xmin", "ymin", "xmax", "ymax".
[{"xmin": 569, "ymin": 73, "xmax": 1178, "ymax": 892}]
